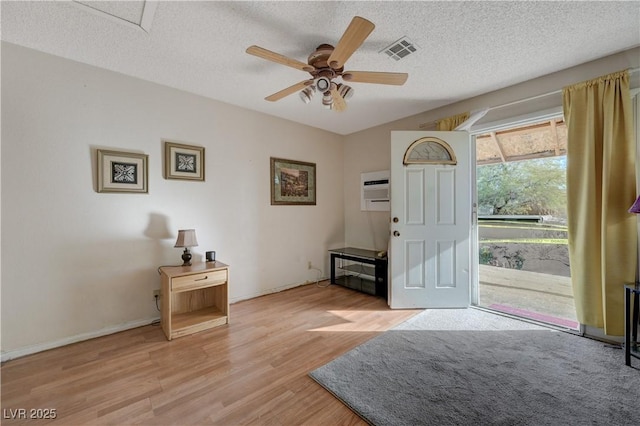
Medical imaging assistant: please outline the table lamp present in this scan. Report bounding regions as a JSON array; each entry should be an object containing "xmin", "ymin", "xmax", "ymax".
[
  {"xmin": 629, "ymin": 196, "xmax": 640, "ymax": 214},
  {"xmin": 175, "ymin": 229, "xmax": 198, "ymax": 266}
]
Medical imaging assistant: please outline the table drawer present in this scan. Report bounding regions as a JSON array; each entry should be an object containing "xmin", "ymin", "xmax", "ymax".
[{"xmin": 172, "ymin": 269, "xmax": 227, "ymax": 292}]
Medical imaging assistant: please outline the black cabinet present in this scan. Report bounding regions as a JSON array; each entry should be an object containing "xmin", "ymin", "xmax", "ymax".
[
  {"xmin": 329, "ymin": 247, "xmax": 388, "ymax": 300},
  {"xmin": 624, "ymin": 283, "xmax": 640, "ymax": 366}
]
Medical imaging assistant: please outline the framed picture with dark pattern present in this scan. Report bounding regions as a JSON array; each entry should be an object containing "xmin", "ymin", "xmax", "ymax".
[
  {"xmin": 97, "ymin": 149, "xmax": 148, "ymax": 193},
  {"xmin": 164, "ymin": 140, "xmax": 205, "ymax": 181},
  {"xmin": 270, "ymin": 157, "xmax": 316, "ymax": 205}
]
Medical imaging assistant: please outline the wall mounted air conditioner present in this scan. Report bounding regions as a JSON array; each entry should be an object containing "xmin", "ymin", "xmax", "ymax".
[{"xmin": 361, "ymin": 170, "xmax": 390, "ymax": 211}]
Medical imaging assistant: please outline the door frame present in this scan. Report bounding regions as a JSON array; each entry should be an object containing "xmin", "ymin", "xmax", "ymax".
[{"xmin": 467, "ymin": 106, "xmax": 564, "ymax": 306}]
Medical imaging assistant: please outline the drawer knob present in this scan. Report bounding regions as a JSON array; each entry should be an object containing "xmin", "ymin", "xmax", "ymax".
[{"xmin": 195, "ymin": 276, "xmax": 208, "ymax": 281}]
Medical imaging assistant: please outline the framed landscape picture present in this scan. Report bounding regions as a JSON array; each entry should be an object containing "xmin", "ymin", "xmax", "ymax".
[
  {"xmin": 97, "ymin": 149, "xmax": 148, "ymax": 193},
  {"xmin": 164, "ymin": 140, "xmax": 205, "ymax": 181},
  {"xmin": 270, "ymin": 157, "xmax": 316, "ymax": 205}
]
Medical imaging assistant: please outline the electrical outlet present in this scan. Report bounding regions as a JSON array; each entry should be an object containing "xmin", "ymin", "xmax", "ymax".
[
  {"xmin": 153, "ymin": 290, "xmax": 161, "ymax": 299},
  {"xmin": 308, "ymin": 261, "xmax": 312, "ymax": 269}
]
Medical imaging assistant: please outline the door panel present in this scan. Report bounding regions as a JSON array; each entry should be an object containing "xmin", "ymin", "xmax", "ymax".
[
  {"xmin": 406, "ymin": 169, "xmax": 425, "ymax": 224},
  {"xmin": 390, "ymin": 131, "xmax": 471, "ymax": 308},
  {"xmin": 437, "ymin": 240, "xmax": 456, "ymax": 287},
  {"xmin": 405, "ymin": 240, "xmax": 426, "ymax": 288}
]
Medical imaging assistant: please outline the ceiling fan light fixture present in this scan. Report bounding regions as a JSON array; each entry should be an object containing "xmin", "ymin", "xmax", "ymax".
[
  {"xmin": 316, "ymin": 76, "xmax": 331, "ymax": 93},
  {"xmin": 322, "ymin": 93, "xmax": 333, "ymax": 109},
  {"xmin": 299, "ymin": 85, "xmax": 316, "ymax": 104},
  {"xmin": 338, "ymin": 83, "xmax": 354, "ymax": 100}
]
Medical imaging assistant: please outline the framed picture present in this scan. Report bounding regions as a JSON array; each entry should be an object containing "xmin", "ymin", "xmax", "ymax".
[
  {"xmin": 164, "ymin": 141, "xmax": 205, "ymax": 181},
  {"xmin": 97, "ymin": 149, "xmax": 148, "ymax": 193},
  {"xmin": 270, "ymin": 157, "xmax": 316, "ymax": 205}
]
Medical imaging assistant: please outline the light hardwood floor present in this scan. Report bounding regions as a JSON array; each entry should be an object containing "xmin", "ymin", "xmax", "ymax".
[{"xmin": 1, "ymin": 283, "xmax": 420, "ymax": 425}]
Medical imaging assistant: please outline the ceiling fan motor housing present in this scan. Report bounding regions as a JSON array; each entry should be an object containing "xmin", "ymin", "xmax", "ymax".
[{"xmin": 308, "ymin": 44, "xmax": 334, "ymax": 68}]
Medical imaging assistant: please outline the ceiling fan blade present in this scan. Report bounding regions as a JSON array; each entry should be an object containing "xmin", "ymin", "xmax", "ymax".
[
  {"xmin": 246, "ymin": 45, "xmax": 314, "ymax": 73},
  {"xmin": 265, "ymin": 80, "xmax": 313, "ymax": 102},
  {"xmin": 330, "ymin": 86, "xmax": 347, "ymax": 112},
  {"xmin": 328, "ymin": 16, "xmax": 375, "ymax": 70},
  {"xmin": 342, "ymin": 71, "xmax": 408, "ymax": 85}
]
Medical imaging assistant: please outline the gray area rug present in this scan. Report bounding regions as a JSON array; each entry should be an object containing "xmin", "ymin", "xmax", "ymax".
[{"xmin": 309, "ymin": 308, "xmax": 640, "ymax": 425}]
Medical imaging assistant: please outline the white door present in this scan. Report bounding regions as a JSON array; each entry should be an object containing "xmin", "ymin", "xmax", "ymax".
[{"xmin": 390, "ymin": 131, "xmax": 471, "ymax": 308}]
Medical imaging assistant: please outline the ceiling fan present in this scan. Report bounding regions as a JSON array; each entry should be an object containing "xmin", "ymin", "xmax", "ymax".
[{"xmin": 246, "ymin": 16, "xmax": 408, "ymax": 112}]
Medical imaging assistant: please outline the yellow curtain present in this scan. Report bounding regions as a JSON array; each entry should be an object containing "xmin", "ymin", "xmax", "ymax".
[
  {"xmin": 436, "ymin": 112, "xmax": 470, "ymax": 131},
  {"xmin": 562, "ymin": 70, "xmax": 637, "ymax": 335}
]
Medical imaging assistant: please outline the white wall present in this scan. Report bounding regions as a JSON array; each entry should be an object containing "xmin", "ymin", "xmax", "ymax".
[
  {"xmin": 4, "ymin": 43, "xmax": 639, "ymax": 359},
  {"xmin": 1, "ymin": 43, "xmax": 345, "ymax": 358},
  {"xmin": 343, "ymin": 47, "xmax": 640, "ymax": 251}
]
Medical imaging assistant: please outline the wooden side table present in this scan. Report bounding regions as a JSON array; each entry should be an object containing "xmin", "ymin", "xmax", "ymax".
[
  {"xmin": 159, "ymin": 261, "xmax": 229, "ymax": 340},
  {"xmin": 624, "ymin": 283, "xmax": 640, "ymax": 366}
]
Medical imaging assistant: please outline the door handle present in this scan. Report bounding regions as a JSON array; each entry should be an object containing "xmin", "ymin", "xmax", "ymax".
[{"xmin": 393, "ymin": 231, "xmax": 400, "ymax": 237}]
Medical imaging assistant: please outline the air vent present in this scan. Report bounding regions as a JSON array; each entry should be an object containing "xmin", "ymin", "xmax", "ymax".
[{"xmin": 380, "ymin": 37, "xmax": 418, "ymax": 61}]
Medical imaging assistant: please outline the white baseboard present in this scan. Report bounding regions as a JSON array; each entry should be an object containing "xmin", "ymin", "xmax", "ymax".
[
  {"xmin": 229, "ymin": 278, "xmax": 328, "ymax": 304},
  {"xmin": 1, "ymin": 317, "xmax": 160, "ymax": 363},
  {"xmin": 583, "ymin": 325, "xmax": 623, "ymax": 344},
  {"xmin": 1, "ymin": 278, "xmax": 330, "ymax": 362}
]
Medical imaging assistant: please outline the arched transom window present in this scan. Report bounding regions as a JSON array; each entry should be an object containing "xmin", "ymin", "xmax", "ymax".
[{"xmin": 403, "ymin": 137, "xmax": 457, "ymax": 165}]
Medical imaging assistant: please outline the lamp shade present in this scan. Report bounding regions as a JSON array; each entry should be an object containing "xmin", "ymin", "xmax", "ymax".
[
  {"xmin": 174, "ymin": 229, "xmax": 198, "ymax": 248},
  {"xmin": 629, "ymin": 196, "xmax": 640, "ymax": 214}
]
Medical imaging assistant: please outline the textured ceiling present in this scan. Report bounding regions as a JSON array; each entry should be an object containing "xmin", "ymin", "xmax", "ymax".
[{"xmin": 2, "ymin": 1, "xmax": 639, "ymax": 135}]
